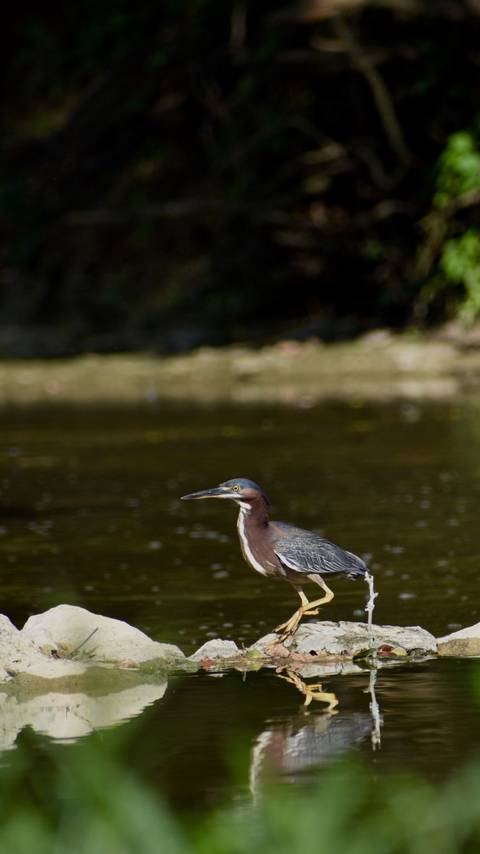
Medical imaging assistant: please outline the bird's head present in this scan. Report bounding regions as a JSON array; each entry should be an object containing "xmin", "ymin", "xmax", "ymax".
[{"xmin": 181, "ymin": 477, "xmax": 270, "ymax": 508}]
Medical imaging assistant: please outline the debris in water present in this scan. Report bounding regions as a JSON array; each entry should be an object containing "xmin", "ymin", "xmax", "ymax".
[{"xmin": 368, "ymin": 669, "xmax": 382, "ymax": 750}]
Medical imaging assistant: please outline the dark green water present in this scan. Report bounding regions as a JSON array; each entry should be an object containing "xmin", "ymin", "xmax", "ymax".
[{"xmin": 1, "ymin": 399, "xmax": 480, "ymax": 812}]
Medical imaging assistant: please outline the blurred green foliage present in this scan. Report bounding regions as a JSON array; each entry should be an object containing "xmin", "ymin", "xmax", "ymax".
[
  {"xmin": 417, "ymin": 126, "xmax": 480, "ymax": 321},
  {"xmin": 441, "ymin": 230, "xmax": 480, "ymax": 322},
  {"xmin": 2, "ymin": 740, "xmax": 480, "ymax": 854},
  {"xmin": 434, "ymin": 132, "xmax": 480, "ymax": 209},
  {"xmin": 1, "ymin": 1, "xmax": 480, "ymax": 354}
]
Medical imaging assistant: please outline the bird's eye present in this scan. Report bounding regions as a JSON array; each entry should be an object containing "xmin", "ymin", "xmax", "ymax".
[{"xmin": 232, "ymin": 485, "xmax": 240, "ymax": 492}]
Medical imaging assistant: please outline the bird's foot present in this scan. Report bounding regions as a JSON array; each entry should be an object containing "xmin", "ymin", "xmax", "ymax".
[
  {"xmin": 275, "ymin": 627, "xmax": 297, "ymax": 643},
  {"xmin": 274, "ymin": 619, "xmax": 293, "ymax": 634},
  {"xmin": 275, "ymin": 608, "xmax": 303, "ymax": 638},
  {"xmin": 275, "ymin": 604, "xmax": 319, "ymax": 639}
]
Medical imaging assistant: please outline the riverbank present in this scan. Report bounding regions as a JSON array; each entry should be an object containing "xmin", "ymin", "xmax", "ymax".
[{"xmin": 2, "ymin": 328, "xmax": 480, "ymax": 405}]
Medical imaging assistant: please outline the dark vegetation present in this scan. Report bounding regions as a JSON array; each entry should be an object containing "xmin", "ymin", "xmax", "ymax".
[
  {"xmin": 1, "ymin": 0, "xmax": 480, "ymax": 356},
  {"xmin": 4, "ymin": 736, "xmax": 480, "ymax": 854}
]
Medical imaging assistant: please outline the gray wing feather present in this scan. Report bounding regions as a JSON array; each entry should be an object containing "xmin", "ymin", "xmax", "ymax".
[{"xmin": 274, "ymin": 528, "xmax": 366, "ymax": 577}]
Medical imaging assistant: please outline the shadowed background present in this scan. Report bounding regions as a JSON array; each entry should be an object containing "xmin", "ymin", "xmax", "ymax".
[{"xmin": 1, "ymin": 0, "xmax": 480, "ymax": 357}]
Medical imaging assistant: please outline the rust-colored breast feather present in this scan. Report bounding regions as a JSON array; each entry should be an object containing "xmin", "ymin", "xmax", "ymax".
[{"xmin": 237, "ymin": 512, "xmax": 286, "ymax": 579}]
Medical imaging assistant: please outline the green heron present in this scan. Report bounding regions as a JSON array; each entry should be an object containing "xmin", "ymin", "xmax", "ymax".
[{"xmin": 181, "ymin": 477, "xmax": 367, "ymax": 639}]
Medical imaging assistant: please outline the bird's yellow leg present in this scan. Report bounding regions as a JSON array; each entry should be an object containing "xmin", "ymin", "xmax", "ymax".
[
  {"xmin": 302, "ymin": 584, "xmax": 335, "ymax": 615},
  {"xmin": 275, "ymin": 589, "xmax": 308, "ymax": 635},
  {"xmin": 275, "ymin": 582, "xmax": 335, "ymax": 638},
  {"xmin": 275, "ymin": 608, "xmax": 303, "ymax": 636},
  {"xmin": 298, "ymin": 589, "xmax": 319, "ymax": 616}
]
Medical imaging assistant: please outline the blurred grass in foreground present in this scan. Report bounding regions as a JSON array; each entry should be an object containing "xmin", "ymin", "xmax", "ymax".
[{"xmin": 1, "ymin": 740, "xmax": 480, "ymax": 854}]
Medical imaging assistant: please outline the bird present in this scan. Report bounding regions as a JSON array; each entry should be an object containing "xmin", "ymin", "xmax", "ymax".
[{"xmin": 180, "ymin": 477, "xmax": 367, "ymax": 639}]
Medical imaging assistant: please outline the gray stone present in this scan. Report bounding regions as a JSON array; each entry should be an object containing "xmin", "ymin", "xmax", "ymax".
[
  {"xmin": 437, "ymin": 623, "xmax": 480, "ymax": 657},
  {"xmin": 190, "ymin": 639, "xmax": 240, "ymax": 661},
  {"xmin": 252, "ymin": 621, "xmax": 437, "ymax": 659}
]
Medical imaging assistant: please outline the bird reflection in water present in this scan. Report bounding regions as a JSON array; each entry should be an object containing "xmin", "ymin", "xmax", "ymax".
[
  {"xmin": 276, "ymin": 669, "xmax": 339, "ymax": 711},
  {"xmin": 249, "ymin": 669, "xmax": 382, "ymax": 794}
]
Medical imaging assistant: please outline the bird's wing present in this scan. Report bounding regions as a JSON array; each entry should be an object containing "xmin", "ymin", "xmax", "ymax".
[{"xmin": 273, "ymin": 528, "xmax": 366, "ymax": 577}]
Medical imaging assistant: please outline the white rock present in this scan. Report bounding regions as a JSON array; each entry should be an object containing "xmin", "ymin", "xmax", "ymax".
[
  {"xmin": 0, "ymin": 613, "xmax": 87, "ymax": 680},
  {"xmin": 437, "ymin": 623, "xmax": 480, "ymax": 656},
  {"xmin": 190, "ymin": 639, "xmax": 240, "ymax": 661},
  {"xmin": 22, "ymin": 604, "xmax": 184, "ymax": 668}
]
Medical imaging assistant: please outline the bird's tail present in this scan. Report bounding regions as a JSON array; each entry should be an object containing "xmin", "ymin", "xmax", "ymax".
[{"xmin": 347, "ymin": 567, "xmax": 366, "ymax": 580}]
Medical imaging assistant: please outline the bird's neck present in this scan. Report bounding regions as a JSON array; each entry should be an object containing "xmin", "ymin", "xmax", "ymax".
[{"xmin": 236, "ymin": 499, "xmax": 270, "ymax": 528}]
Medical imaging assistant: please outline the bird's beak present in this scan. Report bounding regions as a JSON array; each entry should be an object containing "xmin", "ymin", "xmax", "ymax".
[{"xmin": 180, "ymin": 486, "xmax": 234, "ymax": 501}]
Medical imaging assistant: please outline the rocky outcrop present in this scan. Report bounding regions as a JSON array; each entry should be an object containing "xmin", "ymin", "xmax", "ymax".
[
  {"xmin": 188, "ymin": 621, "xmax": 438, "ymax": 674},
  {"xmin": 0, "ymin": 605, "xmax": 478, "ymax": 752}
]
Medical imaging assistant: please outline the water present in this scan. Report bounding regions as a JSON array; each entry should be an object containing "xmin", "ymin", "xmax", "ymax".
[{"xmin": 1, "ymin": 399, "xmax": 480, "ymax": 812}]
